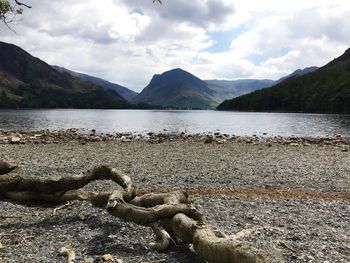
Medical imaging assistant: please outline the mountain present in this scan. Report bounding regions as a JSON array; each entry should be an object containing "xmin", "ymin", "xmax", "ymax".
[
  {"xmin": 133, "ymin": 68, "xmax": 220, "ymax": 109},
  {"xmin": 52, "ymin": 66, "xmax": 138, "ymax": 101},
  {"xmin": 276, "ymin": 66, "xmax": 318, "ymax": 83},
  {"xmin": 132, "ymin": 67, "xmax": 315, "ymax": 109},
  {"xmin": 217, "ymin": 49, "xmax": 350, "ymax": 113},
  {"xmin": 205, "ymin": 68, "xmax": 318, "ymax": 102},
  {"xmin": 324, "ymin": 48, "xmax": 350, "ymax": 68},
  {"xmin": 205, "ymin": 79, "xmax": 276, "ymax": 101},
  {"xmin": 0, "ymin": 41, "xmax": 131, "ymax": 109}
]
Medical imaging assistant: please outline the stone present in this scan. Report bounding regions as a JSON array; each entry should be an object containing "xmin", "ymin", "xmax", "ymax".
[
  {"xmin": 93, "ymin": 136, "xmax": 102, "ymax": 142},
  {"xmin": 290, "ymin": 143, "xmax": 299, "ymax": 146},
  {"xmin": 216, "ymin": 139, "xmax": 226, "ymax": 144},
  {"xmin": 204, "ymin": 135, "xmax": 213, "ymax": 144},
  {"xmin": 121, "ymin": 136, "xmax": 131, "ymax": 143},
  {"xmin": 9, "ymin": 136, "xmax": 21, "ymax": 144},
  {"xmin": 102, "ymin": 254, "xmax": 114, "ymax": 261}
]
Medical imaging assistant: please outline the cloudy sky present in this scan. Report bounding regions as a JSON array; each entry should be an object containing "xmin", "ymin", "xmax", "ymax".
[{"xmin": 1, "ymin": 0, "xmax": 350, "ymax": 92}]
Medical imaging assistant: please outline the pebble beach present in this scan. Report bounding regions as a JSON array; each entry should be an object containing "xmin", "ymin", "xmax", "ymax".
[{"xmin": 0, "ymin": 131, "xmax": 349, "ymax": 262}]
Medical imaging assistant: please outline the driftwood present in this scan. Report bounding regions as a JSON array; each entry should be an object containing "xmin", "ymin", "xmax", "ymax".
[{"xmin": 0, "ymin": 163, "xmax": 272, "ymax": 263}]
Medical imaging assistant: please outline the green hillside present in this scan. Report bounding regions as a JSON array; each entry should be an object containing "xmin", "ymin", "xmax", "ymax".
[
  {"xmin": 0, "ymin": 41, "xmax": 132, "ymax": 109},
  {"xmin": 217, "ymin": 49, "xmax": 350, "ymax": 113},
  {"xmin": 52, "ymin": 65, "xmax": 138, "ymax": 101},
  {"xmin": 133, "ymin": 68, "xmax": 220, "ymax": 109}
]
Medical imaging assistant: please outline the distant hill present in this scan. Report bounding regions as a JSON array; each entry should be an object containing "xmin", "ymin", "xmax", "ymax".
[
  {"xmin": 132, "ymin": 67, "xmax": 317, "ymax": 109},
  {"xmin": 133, "ymin": 68, "xmax": 220, "ymax": 109},
  {"xmin": 276, "ymin": 66, "xmax": 318, "ymax": 83},
  {"xmin": 52, "ymin": 66, "xmax": 138, "ymax": 101},
  {"xmin": 217, "ymin": 49, "xmax": 350, "ymax": 113},
  {"xmin": 205, "ymin": 79, "xmax": 276, "ymax": 101},
  {"xmin": 205, "ymin": 68, "xmax": 318, "ymax": 102},
  {"xmin": 0, "ymin": 41, "xmax": 131, "ymax": 109}
]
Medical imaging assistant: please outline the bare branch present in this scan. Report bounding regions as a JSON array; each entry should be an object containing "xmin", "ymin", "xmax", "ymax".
[
  {"xmin": 0, "ymin": 165, "xmax": 276, "ymax": 263},
  {"xmin": 14, "ymin": 0, "xmax": 31, "ymax": 8}
]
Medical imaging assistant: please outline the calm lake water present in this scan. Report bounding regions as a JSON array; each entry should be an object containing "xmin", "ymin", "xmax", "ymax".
[{"xmin": 0, "ymin": 109, "xmax": 350, "ymax": 137}]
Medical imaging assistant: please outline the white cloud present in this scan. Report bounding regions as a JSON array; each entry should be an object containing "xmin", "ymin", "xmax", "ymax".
[
  {"xmin": 193, "ymin": 1, "xmax": 350, "ymax": 80},
  {"xmin": 0, "ymin": 0, "xmax": 349, "ymax": 91}
]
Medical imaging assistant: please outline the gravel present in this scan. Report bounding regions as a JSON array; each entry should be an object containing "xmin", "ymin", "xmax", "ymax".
[{"xmin": 0, "ymin": 141, "xmax": 349, "ymax": 263}]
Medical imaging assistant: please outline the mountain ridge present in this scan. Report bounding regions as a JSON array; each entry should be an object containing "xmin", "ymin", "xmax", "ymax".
[
  {"xmin": 217, "ymin": 48, "xmax": 350, "ymax": 113},
  {"xmin": 0, "ymin": 41, "xmax": 132, "ymax": 109},
  {"xmin": 276, "ymin": 66, "xmax": 318, "ymax": 83},
  {"xmin": 52, "ymin": 66, "xmax": 138, "ymax": 101},
  {"xmin": 205, "ymin": 79, "xmax": 276, "ymax": 102}
]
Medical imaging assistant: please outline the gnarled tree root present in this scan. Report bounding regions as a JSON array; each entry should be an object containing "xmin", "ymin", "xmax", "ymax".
[{"xmin": 0, "ymin": 164, "xmax": 278, "ymax": 263}]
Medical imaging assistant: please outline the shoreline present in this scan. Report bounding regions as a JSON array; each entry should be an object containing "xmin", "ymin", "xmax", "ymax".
[
  {"xmin": 0, "ymin": 138, "xmax": 349, "ymax": 262},
  {"xmin": 0, "ymin": 128, "xmax": 349, "ymax": 150}
]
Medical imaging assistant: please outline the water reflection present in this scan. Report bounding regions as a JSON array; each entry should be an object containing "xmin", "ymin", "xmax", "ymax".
[{"xmin": 0, "ymin": 109, "xmax": 349, "ymax": 137}]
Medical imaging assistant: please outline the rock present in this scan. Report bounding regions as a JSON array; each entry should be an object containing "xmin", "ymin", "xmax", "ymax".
[
  {"xmin": 9, "ymin": 136, "xmax": 21, "ymax": 144},
  {"xmin": 216, "ymin": 139, "xmax": 226, "ymax": 144},
  {"xmin": 290, "ymin": 143, "xmax": 299, "ymax": 146},
  {"xmin": 245, "ymin": 139, "xmax": 252, "ymax": 143},
  {"xmin": 93, "ymin": 136, "xmax": 102, "ymax": 142},
  {"xmin": 102, "ymin": 254, "xmax": 114, "ymax": 261},
  {"xmin": 121, "ymin": 136, "xmax": 131, "ymax": 143},
  {"xmin": 204, "ymin": 135, "xmax": 213, "ymax": 144}
]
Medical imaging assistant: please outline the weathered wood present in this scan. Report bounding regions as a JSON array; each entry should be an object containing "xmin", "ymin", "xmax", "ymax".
[
  {"xmin": 0, "ymin": 165, "xmax": 275, "ymax": 263},
  {"xmin": 130, "ymin": 190, "xmax": 190, "ymax": 207},
  {"xmin": 0, "ymin": 161, "xmax": 17, "ymax": 175},
  {"xmin": 0, "ymin": 165, "xmax": 133, "ymax": 194},
  {"xmin": 169, "ymin": 214, "xmax": 267, "ymax": 263}
]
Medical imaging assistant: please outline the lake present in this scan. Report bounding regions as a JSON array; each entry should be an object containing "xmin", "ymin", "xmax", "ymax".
[{"xmin": 0, "ymin": 109, "xmax": 350, "ymax": 137}]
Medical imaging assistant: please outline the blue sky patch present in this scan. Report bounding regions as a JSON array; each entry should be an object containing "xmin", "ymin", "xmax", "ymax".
[
  {"xmin": 246, "ymin": 47, "xmax": 293, "ymax": 64},
  {"xmin": 130, "ymin": 8, "xmax": 144, "ymax": 15},
  {"xmin": 205, "ymin": 26, "xmax": 246, "ymax": 53}
]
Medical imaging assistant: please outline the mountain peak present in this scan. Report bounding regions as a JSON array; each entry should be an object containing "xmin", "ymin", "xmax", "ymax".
[
  {"xmin": 133, "ymin": 68, "xmax": 218, "ymax": 109},
  {"xmin": 162, "ymin": 68, "xmax": 195, "ymax": 77},
  {"xmin": 277, "ymin": 66, "xmax": 318, "ymax": 83},
  {"xmin": 323, "ymin": 47, "xmax": 350, "ymax": 68},
  {"xmin": 169, "ymin": 67, "xmax": 185, "ymax": 72}
]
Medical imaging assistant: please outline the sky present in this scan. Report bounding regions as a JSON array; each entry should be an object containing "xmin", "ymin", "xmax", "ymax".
[{"xmin": 0, "ymin": 0, "xmax": 350, "ymax": 92}]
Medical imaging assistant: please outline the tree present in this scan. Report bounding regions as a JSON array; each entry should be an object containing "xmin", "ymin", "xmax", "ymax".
[
  {"xmin": 0, "ymin": 0, "xmax": 30, "ymax": 31},
  {"xmin": 1, "ymin": 0, "xmax": 162, "ymax": 31},
  {"xmin": 1, "ymin": 0, "xmax": 162, "ymax": 28},
  {"xmin": 0, "ymin": 164, "xmax": 278, "ymax": 263}
]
